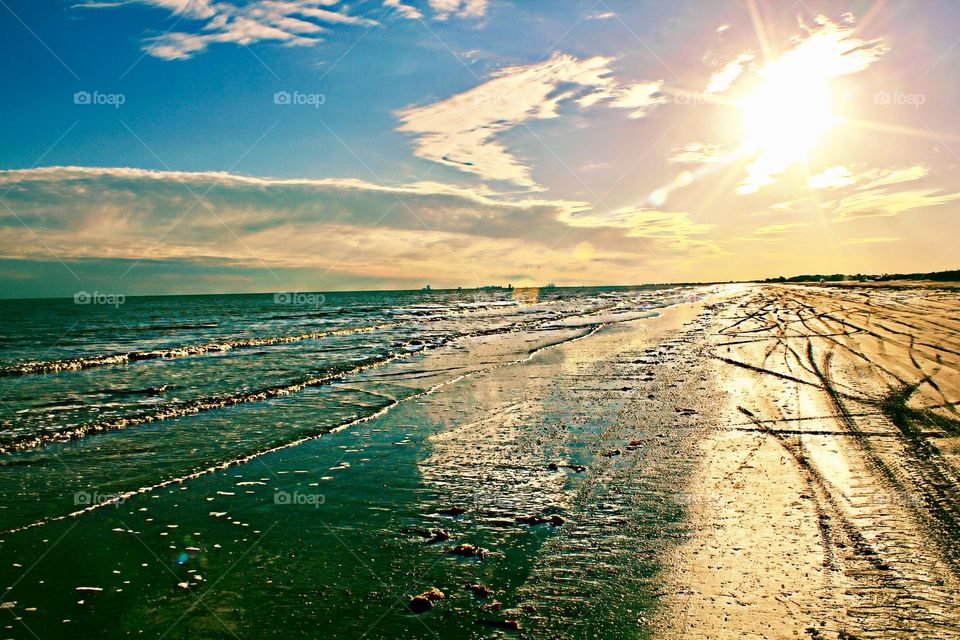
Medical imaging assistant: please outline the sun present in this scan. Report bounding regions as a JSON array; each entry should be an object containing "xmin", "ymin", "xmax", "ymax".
[
  {"xmin": 736, "ymin": 41, "xmax": 840, "ymax": 193},
  {"xmin": 740, "ymin": 63, "xmax": 835, "ymax": 162}
]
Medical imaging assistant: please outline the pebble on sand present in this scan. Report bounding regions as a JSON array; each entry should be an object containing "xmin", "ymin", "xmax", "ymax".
[
  {"xmin": 408, "ymin": 588, "xmax": 445, "ymax": 613},
  {"xmin": 401, "ymin": 527, "xmax": 450, "ymax": 543},
  {"xmin": 428, "ymin": 529, "xmax": 450, "ymax": 544},
  {"xmin": 450, "ymin": 544, "xmax": 489, "ymax": 559},
  {"xmin": 516, "ymin": 514, "xmax": 566, "ymax": 527},
  {"xmin": 465, "ymin": 583, "xmax": 494, "ymax": 598}
]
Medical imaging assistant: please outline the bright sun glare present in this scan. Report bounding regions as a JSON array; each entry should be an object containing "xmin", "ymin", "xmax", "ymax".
[{"xmin": 736, "ymin": 34, "xmax": 841, "ymax": 193}]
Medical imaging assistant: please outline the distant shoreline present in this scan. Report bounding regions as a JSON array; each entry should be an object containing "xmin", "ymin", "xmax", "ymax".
[{"xmin": 2, "ymin": 271, "xmax": 959, "ymax": 301}]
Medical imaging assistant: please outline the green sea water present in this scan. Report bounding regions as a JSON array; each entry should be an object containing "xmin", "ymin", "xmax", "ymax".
[{"xmin": 0, "ymin": 286, "xmax": 712, "ymax": 638}]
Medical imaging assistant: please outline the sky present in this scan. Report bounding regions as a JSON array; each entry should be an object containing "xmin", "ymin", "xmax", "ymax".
[{"xmin": 1, "ymin": 0, "xmax": 959, "ymax": 297}]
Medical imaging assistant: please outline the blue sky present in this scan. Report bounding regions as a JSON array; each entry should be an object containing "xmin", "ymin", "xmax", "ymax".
[{"xmin": 2, "ymin": 0, "xmax": 960, "ymax": 297}]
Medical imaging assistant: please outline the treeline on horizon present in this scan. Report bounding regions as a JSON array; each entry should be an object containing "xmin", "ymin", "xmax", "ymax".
[{"xmin": 761, "ymin": 269, "xmax": 960, "ymax": 283}]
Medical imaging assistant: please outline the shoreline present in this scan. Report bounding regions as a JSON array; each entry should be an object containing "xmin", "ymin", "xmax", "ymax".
[
  {"xmin": 656, "ymin": 284, "xmax": 960, "ymax": 638},
  {"xmin": 1, "ymin": 284, "xmax": 959, "ymax": 637}
]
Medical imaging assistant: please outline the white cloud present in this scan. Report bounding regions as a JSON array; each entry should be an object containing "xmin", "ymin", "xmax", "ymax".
[
  {"xmin": 559, "ymin": 207, "xmax": 714, "ymax": 250},
  {"xmin": 856, "ymin": 165, "xmax": 929, "ymax": 191},
  {"xmin": 383, "ymin": 0, "xmax": 422, "ymax": 19},
  {"xmin": 144, "ymin": 0, "xmax": 218, "ymax": 19},
  {"xmin": 0, "ymin": 166, "xmax": 721, "ymax": 285},
  {"xmin": 428, "ymin": 0, "xmax": 487, "ymax": 20},
  {"xmin": 586, "ymin": 11, "xmax": 615, "ymax": 20},
  {"xmin": 807, "ymin": 166, "xmax": 855, "ymax": 189},
  {"xmin": 575, "ymin": 79, "xmax": 665, "ymax": 116},
  {"xmin": 800, "ymin": 164, "xmax": 958, "ymax": 221},
  {"xmin": 705, "ymin": 53, "xmax": 753, "ymax": 94},
  {"xmin": 396, "ymin": 54, "xmax": 663, "ymax": 188},
  {"xmin": 792, "ymin": 15, "xmax": 890, "ymax": 77},
  {"xmin": 808, "ymin": 164, "xmax": 929, "ymax": 191},
  {"xmin": 78, "ymin": 0, "xmax": 380, "ymax": 60},
  {"xmin": 608, "ymin": 82, "xmax": 666, "ymax": 118},
  {"xmin": 803, "ymin": 164, "xmax": 957, "ymax": 221},
  {"xmin": 753, "ymin": 222, "xmax": 810, "ymax": 235},
  {"xmin": 0, "ymin": 165, "xmax": 556, "ymax": 206},
  {"xmin": 842, "ymin": 236, "xmax": 897, "ymax": 245},
  {"xmin": 668, "ymin": 143, "xmax": 728, "ymax": 165},
  {"xmin": 830, "ymin": 188, "xmax": 960, "ymax": 221}
]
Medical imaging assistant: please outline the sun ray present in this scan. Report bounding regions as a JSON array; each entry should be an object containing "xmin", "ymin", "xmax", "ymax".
[
  {"xmin": 855, "ymin": 0, "xmax": 887, "ymax": 34},
  {"xmin": 745, "ymin": 0, "xmax": 775, "ymax": 63}
]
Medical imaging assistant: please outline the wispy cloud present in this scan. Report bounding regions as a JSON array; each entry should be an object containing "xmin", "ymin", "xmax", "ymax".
[
  {"xmin": 745, "ymin": 197, "xmax": 819, "ymax": 217},
  {"xmin": 807, "ymin": 165, "xmax": 856, "ymax": 189},
  {"xmin": 830, "ymin": 188, "xmax": 960, "ymax": 221},
  {"xmin": 705, "ymin": 53, "xmax": 753, "ymax": 94},
  {"xmin": 668, "ymin": 143, "xmax": 728, "ymax": 165},
  {"xmin": 396, "ymin": 54, "xmax": 663, "ymax": 188},
  {"xmin": 559, "ymin": 207, "xmax": 714, "ymax": 250},
  {"xmin": 752, "ymin": 222, "xmax": 811, "ymax": 235},
  {"xmin": 397, "ymin": 54, "xmax": 611, "ymax": 188},
  {"xmin": 427, "ymin": 0, "xmax": 487, "ymax": 20},
  {"xmin": 794, "ymin": 15, "xmax": 890, "ymax": 75},
  {"xmin": 801, "ymin": 163, "xmax": 958, "ymax": 221},
  {"xmin": 0, "ymin": 167, "xmax": 707, "ymax": 285},
  {"xmin": 383, "ymin": 0, "xmax": 421, "ymax": 20},
  {"xmin": 842, "ymin": 236, "xmax": 897, "ymax": 245},
  {"xmin": 808, "ymin": 164, "xmax": 929, "ymax": 191},
  {"xmin": 856, "ymin": 165, "xmax": 930, "ymax": 191},
  {"xmin": 76, "ymin": 0, "xmax": 417, "ymax": 60},
  {"xmin": 586, "ymin": 10, "xmax": 615, "ymax": 21},
  {"xmin": 605, "ymin": 82, "xmax": 666, "ymax": 118}
]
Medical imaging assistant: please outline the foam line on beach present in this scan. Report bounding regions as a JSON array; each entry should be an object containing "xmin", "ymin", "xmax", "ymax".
[
  {"xmin": 0, "ymin": 323, "xmax": 400, "ymax": 378},
  {"xmin": 0, "ymin": 322, "xmax": 609, "ymax": 535},
  {"xmin": 0, "ymin": 309, "xmax": 623, "ymax": 453},
  {"xmin": 0, "ymin": 349, "xmax": 412, "ymax": 453}
]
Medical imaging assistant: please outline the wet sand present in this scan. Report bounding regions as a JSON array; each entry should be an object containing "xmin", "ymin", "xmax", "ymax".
[
  {"xmin": 2, "ymin": 283, "xmax": 960, "ymax": 638},
  {"xmin": 657, "ymin": 283, "xmax": 960, "ymax": 639}
]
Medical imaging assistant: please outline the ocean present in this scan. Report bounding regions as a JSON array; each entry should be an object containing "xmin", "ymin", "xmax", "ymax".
[{"xmin": 0, "ymin": 285, "xmax": 706, "ymax": 638}]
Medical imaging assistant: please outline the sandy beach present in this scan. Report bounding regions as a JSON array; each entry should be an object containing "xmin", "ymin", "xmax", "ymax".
[
  {"xmin": 6, "ymin": 2, "xmax": 960, "ymax": 637},
  {"xmin": 656, "ymin": 283, "xmax": 960, "ymax": 639},
  {"xmin": 2, "ymin": 283, "xmax": 960, "ymax": 639}
]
